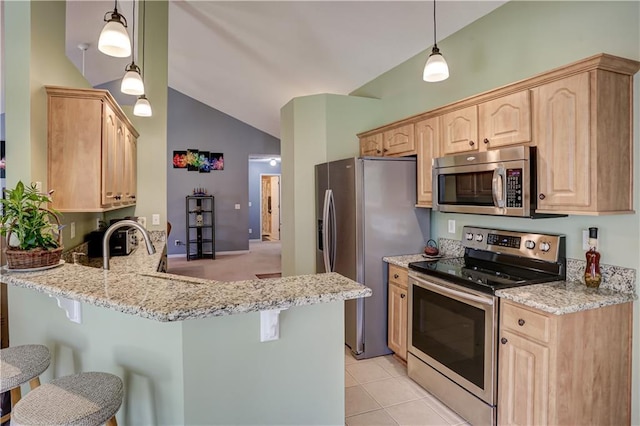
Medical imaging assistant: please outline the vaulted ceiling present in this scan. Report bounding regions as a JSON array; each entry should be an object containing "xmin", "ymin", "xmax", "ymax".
[{"xmin": 26, "ymin": 1, "xmax": 508, "ymax": 138}]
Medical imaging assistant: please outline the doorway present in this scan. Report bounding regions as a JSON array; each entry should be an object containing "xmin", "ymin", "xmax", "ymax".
[{"xmin": 261, "ymin": 174, "xmax": 280, "ymax": 241}]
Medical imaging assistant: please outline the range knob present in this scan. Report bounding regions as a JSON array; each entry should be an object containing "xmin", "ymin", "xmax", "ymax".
[
  {"xmin": 465, "ymin": 233, "xmax": 474, "ymax": 241},
  {"xmin": 540, "ymin": 242, "xmax": 551, "ymax": 252},
  {"xmin": 524, "ymin": 240, "xmax": 536, "ymax": 250},
  {"xmin": 475, "ymin": 234, "xmax": 484, "ymax": 242}
]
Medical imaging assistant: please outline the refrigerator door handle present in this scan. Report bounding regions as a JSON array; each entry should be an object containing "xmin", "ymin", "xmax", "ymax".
[
  {"xmin": 329, "ymin": 189, "xmax": 337, "ymax": 272},
  {"xmin": 322, "ymin": 189, "xmax": 331, "ymax": 272}
]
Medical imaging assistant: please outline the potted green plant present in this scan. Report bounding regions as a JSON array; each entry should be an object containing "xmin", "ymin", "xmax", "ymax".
[{"xmin": 0, "ymin": 181, "xmax": 63, "ymax": 269}]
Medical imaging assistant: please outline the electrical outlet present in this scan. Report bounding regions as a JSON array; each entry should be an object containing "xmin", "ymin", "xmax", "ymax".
[
  {"xmin": 152, "ymin": 214, "xmax": 160, "ymax": 225},
  {"xmin": 235, "ymin": 204, "xmax": 241, "ymax": 210},
  {"xmin": 448, "ymin": 219, "xmax": 456, "ymax": 234},
  {"xmin": 583, "ymin": 229, "xmax": 598, "ymax": 250},
  {"xmin": 174, "ymin": 240, "xmax": 180, "ymax": 246},
  {"xmin": 248, "ymin": 201, "xmax": 252, "ymax": 207},
  {"xmin": 70, "ymin": 222, "xmax": 76, "ymax": 239},
  {"xmin": 249, "ymin": 228, "xmax": 252, "ymax": 234},
  {"xmin": 35, "ymin": 181, "xmax": 42, "ymax": 192},
  {"xmin": 138, "ymin": 217, "xmax": 147, "ymax": 228},
  {"xmin": 96, "ymin": 218, "xmax": 102, "ymax": 230}
]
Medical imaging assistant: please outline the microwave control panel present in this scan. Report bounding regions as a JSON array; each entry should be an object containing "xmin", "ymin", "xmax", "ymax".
[{"xmin": 505, "ymin": 168, "xmax": 523, "ymax": 207}]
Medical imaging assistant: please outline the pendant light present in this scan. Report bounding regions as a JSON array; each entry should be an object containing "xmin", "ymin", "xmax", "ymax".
[
  {"xmin": 98, "ymin": 1, "xmax": 131, "ymax": 58},
  {"xmin": 423, "ymin": 0, "xmax": 449, "ymax": 82},
  {"xmin": 134, "ymin": 0, "xmax": 153, "ymax": 117},
  {"xmin": 121, "ymin": 0, "xmax": 145, "ymax": 95}
]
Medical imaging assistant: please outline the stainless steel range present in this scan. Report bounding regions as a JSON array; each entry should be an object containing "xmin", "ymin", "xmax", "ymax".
[{"xmin": 407, "ymin": 226, "xmax": 565, "ymax": 425}]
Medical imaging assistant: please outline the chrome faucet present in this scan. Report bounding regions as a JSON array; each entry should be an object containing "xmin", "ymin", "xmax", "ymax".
[{"xmin": 103, "ymin": 220, "xmax": 156, "ymax": 270}]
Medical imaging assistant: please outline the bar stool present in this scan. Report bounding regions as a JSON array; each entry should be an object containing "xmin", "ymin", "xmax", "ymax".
[
  {"xmin": 0, "ymin": 344, "xmax": 51, "ymax": 423},
  {"xmin": 11, "ymin": 371, "xmax": 123, "ymax": 426}
]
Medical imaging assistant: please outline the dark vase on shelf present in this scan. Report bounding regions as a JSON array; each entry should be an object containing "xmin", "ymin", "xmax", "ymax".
[{"xmin": 584, "ymin": 227, "xmax": 601, "ymax": 288}]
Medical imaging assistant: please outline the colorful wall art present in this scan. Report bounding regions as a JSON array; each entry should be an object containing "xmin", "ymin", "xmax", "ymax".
[{"xmin": 173, "ymin": 150, "xmax": 224, "ymax": 171}]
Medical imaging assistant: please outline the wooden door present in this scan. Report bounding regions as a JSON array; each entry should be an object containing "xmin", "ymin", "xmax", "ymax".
[
  {"xmin": 383, "ymin": 124, "xmax": 416, "ymax": 156},
  {"xmin": 415, "ymin": 117, "xmax": 439, "ymax": 207},
  {"xmin": 441, "ymin": 105, "xmax": 479, "ymax": 155},
  {"xmin": 479, "ymin": 90, "xmax": 532, "ymax": 149},
  {"xmin": 388, "ymin": 282, "xmax": 407, "ymax": 360},
  {"xmin": 102, "ymin": 103, "xmax": 119, "ymax": 207},
  {"xmin": 270, "ymin": 176, "xmax": 280, "ymax": 240},
  {"xmin": 261, "ymin": 176, "xmax": 272, "ymax": 238},
  {"xmin": 359, "ymin": 134, "xmax": 383, "ymax": 157},
  {"xmin": 498, "ymin": 330, "xmax": 550, "ymax": 426},
  {"xmin": 535, "ymin": 73, "xmax": 591, "ymax": 210}
]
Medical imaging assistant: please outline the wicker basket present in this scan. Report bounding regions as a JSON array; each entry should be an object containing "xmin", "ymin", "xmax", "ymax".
[{"xmin": 4, "ymin": 208, "xmax": 63, "ymax": 270}]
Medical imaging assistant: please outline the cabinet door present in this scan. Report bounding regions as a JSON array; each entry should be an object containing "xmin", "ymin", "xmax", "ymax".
[
  {"xmin": 102, "ymin": 103, "xmax": 119, "ymax": 207},
  {"xmin": 359, "ymin": 134, "xmax": 383, "ymax": 157},
  {"xmin": 416, "ymin": 117, "xmax": 439, "ymax": 207},
  {"xmin": 498, "ymin": 329, "xmax": 550, "ymax": 426},
  {"xmin": 123, "ymin": 129, "xmax": 137, "ymax": 205},
  {"xmin": 383, "ymin": 124, "xmax": 416, "ymax": 156},
  {"xmin": 441, "ymin": 105, "xmax": 478, "ymax": 155},
  {"xmin": 535, "ymin": 73, "xmax": 591, "ymax": 210},
  {"xmin": 479, "ymin": 90, "xmax": 531, "ymax": 149},
  {"xmin": 388, "ymin": 282, "xmax": 408, "ymax": 360}
]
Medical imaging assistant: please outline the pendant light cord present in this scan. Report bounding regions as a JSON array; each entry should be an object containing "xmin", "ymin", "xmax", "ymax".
[
  {"xmin": 433, "ymin": 0, "xmax": 437, "ymax": 47},
  {"xmin": 141, "ymin": 0, "xmax": 145, "ymax": 79},
  {"xmin": 131, "ymin": 0, "xmax": 137, "ymax": 59}
]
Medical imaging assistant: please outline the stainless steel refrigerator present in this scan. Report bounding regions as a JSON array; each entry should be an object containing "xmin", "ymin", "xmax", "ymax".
[{"xmin": 315, "ymin": 157, "xmax": 430, "ymax": 359}]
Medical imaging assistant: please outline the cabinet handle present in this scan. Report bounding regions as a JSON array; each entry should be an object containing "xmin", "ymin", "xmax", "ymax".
[
  {"xmin": 383, "ymin": 148, "xmax": 388, "ymax": 153},
  {"xmin": 518, "ymin": 319, "xmax": 525, "ymax": 326},
  {"xmin": 483, "ymin": 138, "xmax": 489, "ymax": 144},
  {"xmin": 501, "ymin": 337, "xmax": 508, "ymax": 345},
  {"xmin": 394, "ymin": 274, "xmax": 400, "ymax": 279},
  {"xmin": 376, "ymin": 150, "xmax": 382, "ymax": 154},
  {"xmin": 469, "ymin": 140, "xmax": 475, "ymax": 146},
  {"xmin": 400, "ymin": 294, "xmax": 406, "ymax": 299},
  {"xmin": 539, "ymin": 193, "xmax": 546, "ymax": 200},
  {"xmin": 129, "ymin": 195, "xmax": 136, "ymax": 199}
]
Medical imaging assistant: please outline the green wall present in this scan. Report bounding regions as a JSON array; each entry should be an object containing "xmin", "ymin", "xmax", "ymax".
[
  {"xmin": 346, "ymin": 1, "xmax": 640, "ymax": 423},
  {"xmin": 280, "ymin": 94, "xmax": 381, "ymax": 277}
]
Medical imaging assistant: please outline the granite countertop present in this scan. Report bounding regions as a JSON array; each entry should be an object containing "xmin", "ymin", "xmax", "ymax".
[
  {"xmin": 0, "ymin": 242, "xmax": 371, "ymax": 322},
  {"xmin": 495, "ymin": 281, "xmax": 635, "ymax": 315},
  {"xmin": 383, "ymin": 253, "xmax": 635, "ymax": 315}
]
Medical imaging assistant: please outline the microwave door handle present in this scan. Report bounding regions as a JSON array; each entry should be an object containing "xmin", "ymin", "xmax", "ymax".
[{"xmin": 492, "ymin": 167, "xmax": 506, "ymax": 208}]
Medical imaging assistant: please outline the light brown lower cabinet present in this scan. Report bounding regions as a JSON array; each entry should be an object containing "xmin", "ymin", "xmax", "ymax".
[
  {"xmin": 498, "ymin": 300, "xmax": 631, "ymax": 425},
  {"xmin": 388, "ymin": 264, "xmax": 408, "ymax": 360}
]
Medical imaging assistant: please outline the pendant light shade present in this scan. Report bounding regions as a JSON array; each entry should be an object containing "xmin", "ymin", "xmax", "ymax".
[
  {"xmin": 98, "ymin": 2, "xmax": 131, "ymax": 58},
  {"xmin": 121, "ymin": 63, "xmax": 145, "ymax": 95},
  {"xmin": 423, "ymin": 46, "xmax": 449, "ymax": 82},
  {"xmin": 134, "ymin": 95, "xmax": 152, "ymax": 117},
  {"xmin": 423, "ymin": 0, "xmax": 449, "ymax": 82}
]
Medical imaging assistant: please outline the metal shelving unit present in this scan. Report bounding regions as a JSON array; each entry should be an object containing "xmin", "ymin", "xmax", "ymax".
[{"xmin": 186, "ymin": 195, "xmax": 215, "ymax": 260}]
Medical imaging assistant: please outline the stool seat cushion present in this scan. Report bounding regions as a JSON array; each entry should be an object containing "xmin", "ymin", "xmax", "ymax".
[
  {"xmin": 0, "ymin": 344, "xmax": 51, "ymax": 393},
  {"xmin": 12, "ymin": 372, "xmax": 124, "ymax": 426}
]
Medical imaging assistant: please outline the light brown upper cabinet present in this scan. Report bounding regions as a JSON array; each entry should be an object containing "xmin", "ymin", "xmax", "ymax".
[
  {"xmin": 359, "ymin": 132, "xmax": 383, "ymax": 157},
  {"xmin": 441, "ymin": 105, "xmax": 478, "ymax": 155},
  {"xmin": 415, "ymin": 117, "xmax": 439, "ymax": 207},
  {"xmin": 534, "ymin": 69, "xmax": 634, "ymax": 214},
  {"xmin": 359, "ymin": 123, "xmax": 416, "ymax": 157},
  {"xmin": 478, "ymin": 90, "xmax": 531, "ymax": 149},
  {"xmin": 382, "ymin": 124, "xmax": 416, "ymax": 156},
  {"xmin": 47, "ymin": 86, "xmax": 139, "ymax": 212}
]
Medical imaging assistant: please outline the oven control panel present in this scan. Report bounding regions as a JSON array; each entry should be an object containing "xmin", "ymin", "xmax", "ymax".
[{"xmin": 462, "ymin": 226, "xmax": 564, "ymax": 262}]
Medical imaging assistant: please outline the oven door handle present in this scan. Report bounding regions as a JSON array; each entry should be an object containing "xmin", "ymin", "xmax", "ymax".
[
  {"xmin": 492, "ymin": 166, "xmax": 506, "ymax": 208},
  {"xmin": 415, "ymin": 278, "xmax": 495, "ymax": 307}
]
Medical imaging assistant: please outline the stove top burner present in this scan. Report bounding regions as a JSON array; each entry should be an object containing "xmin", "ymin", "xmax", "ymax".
[{"xmin": 408, "ymin": 257, "xmax": 564, "ymax": 294}]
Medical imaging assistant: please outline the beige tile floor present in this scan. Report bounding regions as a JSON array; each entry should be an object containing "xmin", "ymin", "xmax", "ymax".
[{"xmin": 345, "ymin": 348, "xmax": 469, "ymax": 426}]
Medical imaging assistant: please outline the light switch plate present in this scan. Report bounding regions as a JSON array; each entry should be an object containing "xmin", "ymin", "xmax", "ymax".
[
  {"xmin": 235, "ymin": 204, "xmax": 241, "ymax": 210},
  {"xmin": 448, "ymin": 220, "xmax": 456, "ymax": 234},
  {"xmin": 70, "ymin": 222, "xmax": 76, "ymax": 239},
  {"xmin": 152, "ymin": 214, "xmax": 160, "ymax": 226}
]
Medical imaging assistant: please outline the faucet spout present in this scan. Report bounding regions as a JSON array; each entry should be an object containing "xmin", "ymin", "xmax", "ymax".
[{"xmin": 103, "ymin": 220, "xmax": 156, "ymax": 270}]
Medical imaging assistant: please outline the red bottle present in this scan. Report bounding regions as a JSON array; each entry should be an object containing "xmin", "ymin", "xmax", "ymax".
[{"xmin": 584, "ymin": 227, "xmax": 601, "ymax": 288}]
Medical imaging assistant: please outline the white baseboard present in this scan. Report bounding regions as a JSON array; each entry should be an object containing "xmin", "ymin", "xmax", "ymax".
[{"xmin": 167, "ymin": 253, "xmax": 186, "ymax": 258}]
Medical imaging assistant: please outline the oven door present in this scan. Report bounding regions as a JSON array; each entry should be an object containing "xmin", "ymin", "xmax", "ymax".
[
  {"xmin": 433, "ymin": 159, "xmax": 531, "ymax": 217},
  {"xmin": 408, "ymin": 272, "xmax": 497, "ymax": 405}
]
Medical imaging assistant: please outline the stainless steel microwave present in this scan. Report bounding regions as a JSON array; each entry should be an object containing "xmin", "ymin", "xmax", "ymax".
[{"xmin": 433, "ymin": 146, "xmax": 542, "ymax": 217}]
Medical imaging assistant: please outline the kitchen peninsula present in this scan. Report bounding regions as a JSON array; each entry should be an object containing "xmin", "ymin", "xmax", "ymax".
[{"xmin": 1, "ymin": 238, "xmax": 370, "ymax": 425}]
